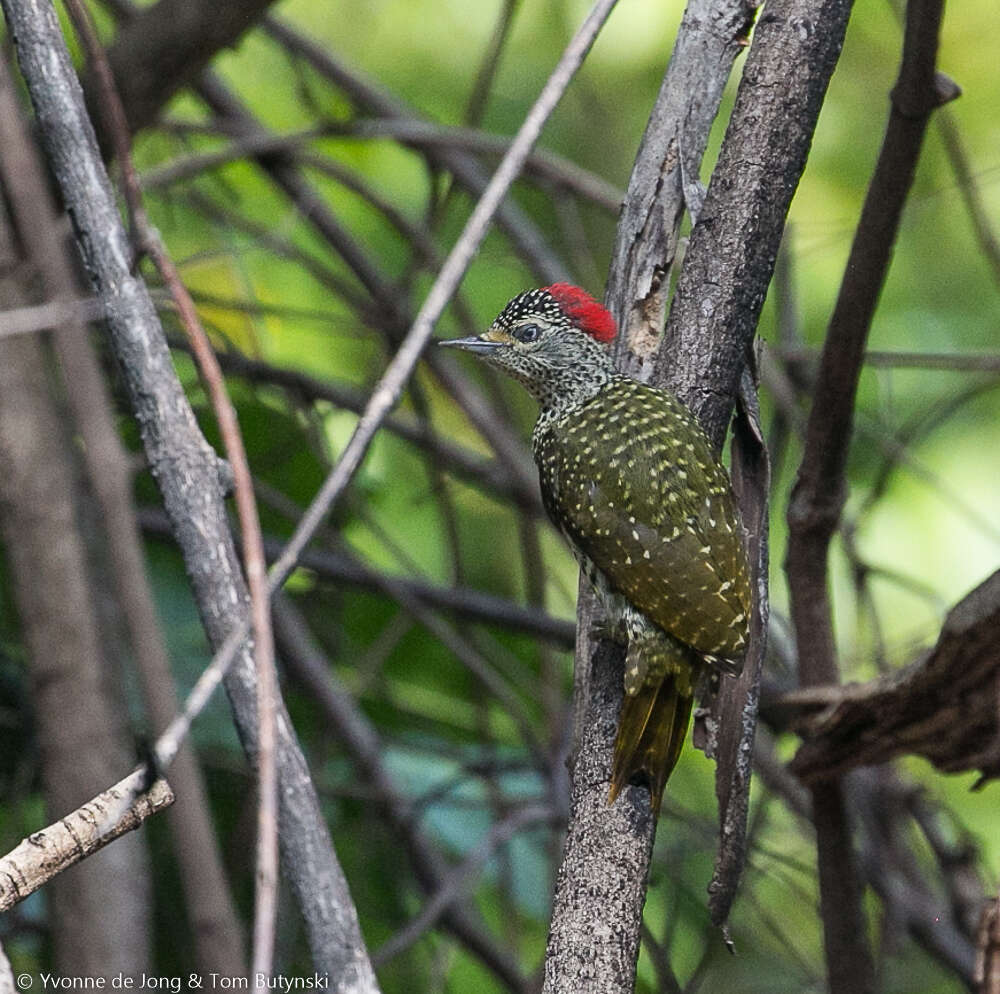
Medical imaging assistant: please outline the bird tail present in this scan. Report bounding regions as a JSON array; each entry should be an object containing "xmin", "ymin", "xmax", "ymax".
[{"xmin": 608, "ymin": 636, "xmax": 697, "ymax": 811}]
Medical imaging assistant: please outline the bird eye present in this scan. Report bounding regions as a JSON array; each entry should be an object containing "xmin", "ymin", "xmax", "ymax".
[{"xmin": 515, "ymin": 323, "xmax": 541, "ymax": 343}]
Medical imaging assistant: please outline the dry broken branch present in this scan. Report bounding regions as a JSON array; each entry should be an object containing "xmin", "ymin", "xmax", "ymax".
[
  {"xmin": 0, "ymin": 774, "xmax": 173, "ymax": 913},
  {"xmin": 778, "ymin": 569, "xmax": 1000, "ymax": 783}
]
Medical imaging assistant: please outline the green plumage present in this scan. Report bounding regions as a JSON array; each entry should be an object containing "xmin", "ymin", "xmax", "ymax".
[
  {"xmin": 440, "ymin": 285, "xmax": 751, "ymax": 808},
  {"xmin": 534, "ymin": 378, "xmax": 749, "ymax": 661},
  {"xmin": 534, "ymin": 378, "xmax": 750, "ymax": 806}
]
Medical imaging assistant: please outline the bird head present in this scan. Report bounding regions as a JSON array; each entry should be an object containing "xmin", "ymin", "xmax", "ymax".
[{"xmin": 439, "ymin": 284, "xmax": 617, "ymax": 408}]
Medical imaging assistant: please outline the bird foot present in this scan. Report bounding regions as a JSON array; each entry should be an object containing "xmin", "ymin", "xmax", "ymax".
[{"xmin": 587, "ymin": 614, "xmax": 627, "ymax": 645}]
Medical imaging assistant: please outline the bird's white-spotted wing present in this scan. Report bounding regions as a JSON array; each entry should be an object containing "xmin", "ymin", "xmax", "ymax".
[{"xmin": 534, "ymin": 379, "xmax": 750, "ymax": 661}]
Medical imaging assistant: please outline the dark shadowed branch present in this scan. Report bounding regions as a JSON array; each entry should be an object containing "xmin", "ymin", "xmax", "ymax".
[
  {"xmin": 272, "ymin": 596, "xmax": 533, "ymax": 993},
  {"xmin": 703, "ymin": 368, "xmax": 770, "ymax": 930},
  {"xmin": 261, "ymin": 14, "xmax": 571, "ymax": 286},
  {"xmin": 94, "ymin": 0, "xmax": 281, "ymax": 135},
  {"xmin": 778, "ymin": 569, "xmax": 1000, "ymax": 782},
  {"xmin": 783, "ymin": 1, "xmax": 957, "ymax": 991}
]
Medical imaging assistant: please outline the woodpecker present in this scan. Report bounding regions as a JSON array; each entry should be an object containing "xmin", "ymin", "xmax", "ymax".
[{"xmin": 440, "ymin": 283, "xmax": 750, "ymax": 809}]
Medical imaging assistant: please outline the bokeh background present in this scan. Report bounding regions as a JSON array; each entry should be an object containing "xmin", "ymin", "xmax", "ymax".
[{"xmin": 2, "ymin": 0, "xmax": 998, "ymax": 990}]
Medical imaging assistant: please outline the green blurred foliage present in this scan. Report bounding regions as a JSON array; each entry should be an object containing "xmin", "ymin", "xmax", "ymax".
[{"xmin": 3, "ymin": 0, "xmax": 999, "ymax": 989}]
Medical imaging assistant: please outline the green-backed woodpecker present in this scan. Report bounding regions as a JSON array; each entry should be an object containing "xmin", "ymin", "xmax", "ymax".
[{"xmin": 440, "ymin": 284, "xmax": 750, "ymax": 809}]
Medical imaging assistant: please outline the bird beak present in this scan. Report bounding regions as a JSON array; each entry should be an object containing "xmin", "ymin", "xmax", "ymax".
[{"xmin": 437, "ymin": 335, "xmax": 504, "ymax": 355}]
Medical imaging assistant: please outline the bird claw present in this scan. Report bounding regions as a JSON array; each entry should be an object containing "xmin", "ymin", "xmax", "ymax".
[{"xmin": 588, "ymin": 614, "xmax": 627, "ymax": 645}]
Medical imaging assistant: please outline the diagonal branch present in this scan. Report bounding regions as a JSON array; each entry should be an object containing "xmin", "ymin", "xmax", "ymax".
[
  {"xmin": 272, "ymin": 596, "xmax": 532, "ymax": 993},
  {"xmin": 0, "ymin": 0, "xmax": 377, "ymax": 986},
  {"xmin": 778, "ymin": 569, "xmax": 1000, "ymax": 782},
  {"xmin": 64, "ymin": 0, "xmax": 279, "ymax": 970},
  {"xmin": 3, "ymin": 0, "xmax": 617, "ymax": 980},
  {"xmin": 0, "ymin": 773, "xmax": 174, "ymax": 913},
  {"xmin": 261, "ymin": 14, "xmax": 570, "ymax": 286}
]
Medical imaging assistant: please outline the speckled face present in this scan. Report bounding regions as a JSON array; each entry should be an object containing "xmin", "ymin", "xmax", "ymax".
[
  {"xmin": 491, "ymin": 287, "xmax": 577, "ymax": 336},
  {"xmin": 463, "ymin": 289, "xmax": 616, "ymax": 414}
]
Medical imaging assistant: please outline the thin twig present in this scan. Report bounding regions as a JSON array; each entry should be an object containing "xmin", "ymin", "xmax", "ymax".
[
  {"xmin": 272, "ymin": 596, "xmax": 531, "ymax": 992},
  {"xmin": 4, "ymin": 0, "xmax": 375, "ymax": 978},
  {"xmin": 0, "ymin": 773, "xmax": 174, "ymax": 912},
  {"xmin": 937, "ymin": 109, "xmax": 1000, "ymax": 289},
  {"xmin": 140, "ymin": 124, "xmax": 330, "ymax": 188},
  {"xmin": 162, "ymin": 335, "xmax": 544, "ymax": 512},
  {"xmin": 784, "ymin": 3, "xmax": 958, "ymax": 988},
  {"xmin": 261, "ymin": 14, "xmax": 571, "ymax": 285},
  {"xmin": 779, "ymin": 344, "xmax": 1000, "ymax": 373},
  {"xmin": 336, "ymin": 119, "xmax": 624, "ymax": 211},
  {"xmin": 152, "ymin": 0, "xmax": 620, "ymax": 801},
  {"xmin": 139, "ymin": 503, "xmax": 571, "ymax": 643},
  {"xmin": 372, "ymin": 805, "xmax": 555, "ymax": 967},
  {"xmin": 62, "ymin": 0, "xmax": 279, "ymax": 972},
  {"xmin": 146, "ymin": 118, "xmax": 624, "ymax": 211}
]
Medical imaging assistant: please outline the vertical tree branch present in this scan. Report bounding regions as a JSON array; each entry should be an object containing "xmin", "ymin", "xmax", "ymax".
[
  {"xmin": 0, "ymin": 1, "xmax": 375, "ymax": 986},
  {"xmin": 606, "ymin": 0, "xmax": 756, "ymax": 380},
  {"xmin": 66, "ymin": 0, "xmax": 280, "ymax": 970},
  {"xmin": 546, "ymin": 0, "xmax": 854, "ymax": 987},
  {"xmin": 0, "ymin": 51, "xmax": 246, "ymax": 977},
  {"xmin": 784, "ymin": 2, "xmax": 957, "ymax": 992}
]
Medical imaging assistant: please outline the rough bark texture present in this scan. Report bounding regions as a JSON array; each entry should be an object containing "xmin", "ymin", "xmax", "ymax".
[
  {"xmin": 0, "ymin": 329, "xmax": 151, "ymax": 976},
  {"xmin": 545, "ymin": 3, "xmax": 754, "ymax": 986},
  {"xmin": 660, "ymin": 0, "xmax": 854, "ymax": 445},
  {"xmin": 978, "ymin": 896, "xmax": 1000, "ymax": 994},
  {"xmin": 0, "ymin": 1, "xmax": 378, "ymax": 988},
  {"xmin": 703, "ymin": 373, "xmax": 770, "ymax": 928},
  {"xmin": 544, "ymin": 0, "xmax": 852, "ymax": 987},
  {"xmin": 0, "ymin": 777, "xmax": 173, "ymax": 912},
  {"xmin": 543, "ymin": 639, "xmax": 658, "ymax": 992},
  {"xmin": 783, "ymin": 3, "xmax": 952, "ymax": 991},
  {"xmin": 606, "ymin": 0, "xmax": 757, "ymax": 382},
  {"xmin": 784, "ymin": 568, "xmax": 1000, "ymax": 781},
  {"xmin": 0, "ymin": 51, "xmax": 247, "ymax": 976}
]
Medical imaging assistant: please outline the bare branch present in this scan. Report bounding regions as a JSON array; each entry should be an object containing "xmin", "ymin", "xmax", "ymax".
[
  {"xmin": 606, "ymin": 0, "xmax": 755, "ymax": 379},
  {"xmin": 703, "ymin": 367, "xmax": 770, "ymax": 930},
  {"xmin": 783, "ymin": 2, "xmax": 957, "ymax": 990},
  {"xmin": 164, "ymin": 334, "xmax": 546, "ymax": 514},
  {"xmin": 262, "ymin": 15, "xmax": 571, "ymax": 285},
  {"xmin": 334, "ymin": 119, "xmax": 624, "ymax": 212},
  {"xmin": 937, "ymin": 109, "xmax": 1000, "ymax": 289},
  {"xmin": 977, "ymin": 897, "xmax": 1000, "ymax": 994},
  {"xmin": 257, "ymin": 0, "xmax": 621, "ymax": 610},
  {"xmin": 0, "ymin": 774, "xmax": 174, "ymax": 913},
  {"xmin": 0, "ymin": 1, "xmax": 377, "ymax": 984},
  {"xmin": 65, "ymin": 0, "xmax": 280, "ymax": 970},
  {"xmin": 272, "ymin": 596, "xmax": 531, "ymax": 993},
  {"xmin": 372, "ymin": 805, "xmax": 555, "ymax": 967},
  {"xmin": 0, "ymin": 296, "xmax": 104, "ymax": 337},
  {"xmin": 547, "ymin": 0, "xmax": 853, "ymax": 983},
  {"xmin": 0, "ymin": 49, "xmax": 246, "ymax": 974},
  {"xmin": 779, "ymin": 569, "xmax": 1000, "ymax": 782}
]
